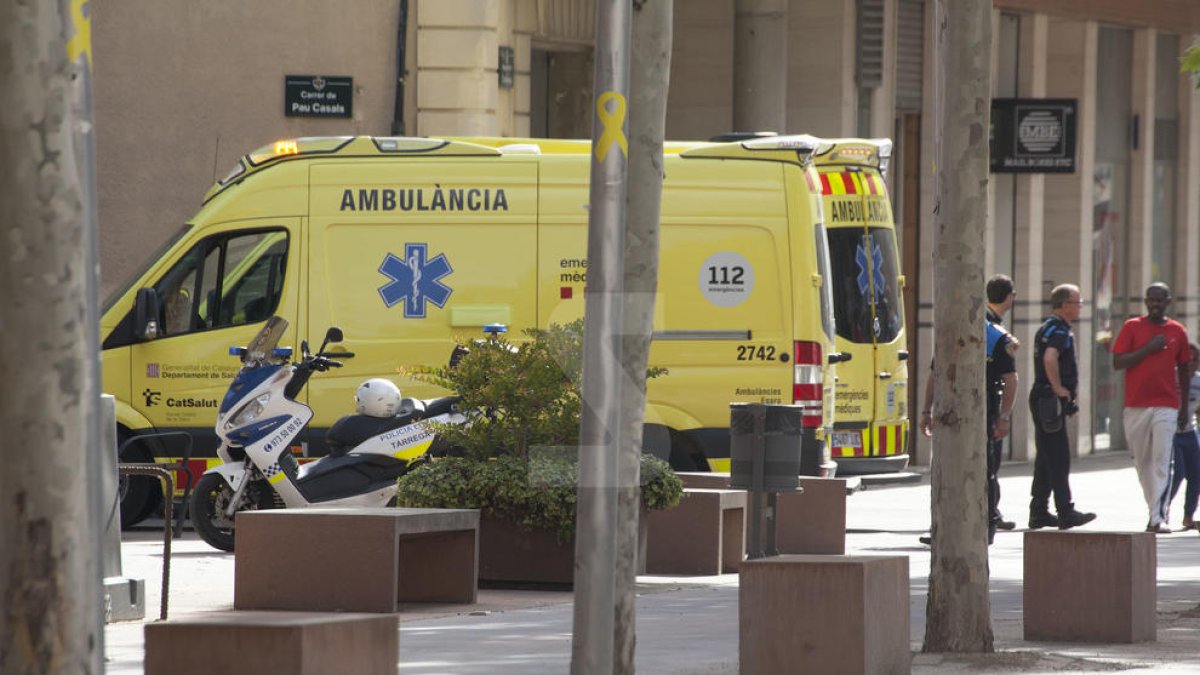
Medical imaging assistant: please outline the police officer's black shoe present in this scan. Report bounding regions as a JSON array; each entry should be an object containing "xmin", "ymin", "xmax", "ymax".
[
  {"xmin": 993, "ymin": 518, "xmax": 1016, "ymax": 531},
  {"xmin": 1057, "ymin": 510, "xmax": 1096, "ymax": 530},
  {"xmin": 1028, "ymin": 512, "xmax": 1059, "ymax": 529}
]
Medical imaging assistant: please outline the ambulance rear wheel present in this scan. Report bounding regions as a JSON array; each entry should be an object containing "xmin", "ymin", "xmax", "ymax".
[
  {"xmin": 666, "ymin": 430, "xmax": 704, "ymax": 472},
  {"xmin": 641, "ymin": 424, "xmax": 672, "ymax": 463},
  {"xmin": 117, "ymin": 429, "xmax": 162, "ymax": 529}
]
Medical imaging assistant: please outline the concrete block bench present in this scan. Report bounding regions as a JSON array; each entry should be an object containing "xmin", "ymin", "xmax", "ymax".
[
  {"xmin": 676, "ymin": 474, "xmax": 855, "ymax": 554},
  {"xmin": 646, "ymin": 488, "xmax": 746, "ymax": 575},
  {"xmin": 740, "ymin": 555, "xmax": 910, "ymax": 675},
  {"xmin": 776, "ymin": 477, "xmax": 852, "ymax": 555},
  {"xmin": 1023, "ymin": 531, "xmax": 1156, "ymax": 643},
  {"xmin": 145, "ymin": 611, "xmax": 397, "ymax": 675},
  {"xmin": 235, "ymin": 507, "xmax": 479, "ymax": 613}
]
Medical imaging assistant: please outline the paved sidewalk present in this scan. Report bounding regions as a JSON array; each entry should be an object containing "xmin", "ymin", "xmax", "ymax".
[{"xmin": 104, "ymin": 451, "xmax": 1200, "ymax": 673}]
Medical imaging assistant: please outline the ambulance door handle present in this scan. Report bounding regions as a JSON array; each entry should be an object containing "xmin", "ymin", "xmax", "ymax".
[
  {"xmin": 898, "ymin": 350, "xmax": 909, "ymax": 361},
  {"xmin": 878, "ymin": 372, "xmax": 893, "ymax": 380}
]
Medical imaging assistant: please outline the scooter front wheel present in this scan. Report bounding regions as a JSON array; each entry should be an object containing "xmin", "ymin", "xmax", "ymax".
[{"xmin": 190, "ymin": 473, "xmax": 265, "ymax": 552}]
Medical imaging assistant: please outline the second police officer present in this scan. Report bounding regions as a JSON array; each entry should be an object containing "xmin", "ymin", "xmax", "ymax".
[{"xmin": 1028, "ymin": 283, "xmax": 1096, "ymax": 529}]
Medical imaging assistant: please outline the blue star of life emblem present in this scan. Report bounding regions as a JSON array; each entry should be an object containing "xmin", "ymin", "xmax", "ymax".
[
  {"xmin": 855, "ymin": 238, "xmax": 886, "ymax": 300},
  {"xmin": 378, "ymin": 243, "xmax": 453, "ymax": 318}
]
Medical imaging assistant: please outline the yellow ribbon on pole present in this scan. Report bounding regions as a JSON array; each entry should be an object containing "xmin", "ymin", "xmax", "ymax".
[
  {"xmin": 594, "ymin": 92, "xmax": 628, "ymax": 162},
  {"xmin": 67, "ymin": 0, "xmax": 92, "ymax": 68}
]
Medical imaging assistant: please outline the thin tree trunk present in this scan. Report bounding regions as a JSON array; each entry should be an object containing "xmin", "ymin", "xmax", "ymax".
[
  {"xmin": 612, "ymin": 1, "xmax": 672, "ymax": 671},
  {"xmin": 0, "ymin": 1, "xmax": 101, "ymax": 673},
  {"xmin": 922, "ymin": 0, "xmax": 994, "ymax": 653}
]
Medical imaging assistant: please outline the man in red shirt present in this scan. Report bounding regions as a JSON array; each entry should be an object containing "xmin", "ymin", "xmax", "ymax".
[{"xmin": 1112, "ymin": 283, "xmax": 1192, "ymax": 533}]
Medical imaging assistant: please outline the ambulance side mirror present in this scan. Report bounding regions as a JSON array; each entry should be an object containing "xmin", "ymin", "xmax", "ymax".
[{"xmin": 134, "ymin": 288, "xmax": 162, "ymax": 340}]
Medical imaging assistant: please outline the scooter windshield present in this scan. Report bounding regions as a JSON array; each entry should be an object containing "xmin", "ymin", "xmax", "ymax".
[{"xmin": 243, "ymin": 316, "xmax": 288, "ymax": 365}]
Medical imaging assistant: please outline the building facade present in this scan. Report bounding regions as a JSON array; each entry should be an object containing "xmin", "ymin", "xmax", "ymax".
[{"xmin": 92, "ymin": 0, "xmax": 1200, "ymax": 463}]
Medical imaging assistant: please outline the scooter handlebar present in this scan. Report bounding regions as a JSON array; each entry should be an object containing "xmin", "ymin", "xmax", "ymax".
[{"xmin": 306, "ymin": 356, "xmax": 345, "ymax": 372}]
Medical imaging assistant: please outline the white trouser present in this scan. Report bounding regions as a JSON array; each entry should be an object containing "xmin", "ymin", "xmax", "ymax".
[{"xmin": 1123, "ymin": 406, "xmax": 1177, "ymax": 526}]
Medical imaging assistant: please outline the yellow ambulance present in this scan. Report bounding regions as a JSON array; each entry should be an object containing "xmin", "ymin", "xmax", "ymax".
[
  {"xmin": 812, "ymin": 147, "xmax": 910, "ymax": 474},
  {"xmin": 100, "ymin": 134, "xmax": 894, "ymax": 525}
]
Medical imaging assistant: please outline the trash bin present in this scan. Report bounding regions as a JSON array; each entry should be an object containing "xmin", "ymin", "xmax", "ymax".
[
  {"xmin": 729, "ymin": 403, "xmax": 803, "ymax": 492},
  {"xmin": 728, "ymin": 403, "xmax": 804, "ymax": 559}
]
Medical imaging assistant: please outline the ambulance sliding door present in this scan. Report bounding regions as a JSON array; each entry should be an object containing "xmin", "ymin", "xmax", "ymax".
[
  {"xmin": 535, "ymin": 155, "xmax": 794, "ymax": 468},
  {"xmin": 306, "ymin": 160, "xmax": 538, "ymax": 436}
]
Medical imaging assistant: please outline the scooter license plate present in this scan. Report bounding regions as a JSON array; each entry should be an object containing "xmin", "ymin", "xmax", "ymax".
[{"xmin": 831, "ymin": 431, "xmax": 862, "ymax": 448}]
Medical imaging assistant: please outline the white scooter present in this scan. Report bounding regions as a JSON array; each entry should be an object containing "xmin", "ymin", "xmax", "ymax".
[{"xmin": 190, "ymin": 316, "xmax": 464, "ymax": 551}]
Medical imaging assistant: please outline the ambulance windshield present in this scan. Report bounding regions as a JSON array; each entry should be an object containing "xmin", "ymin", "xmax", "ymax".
[
  {"xmin": 102, "ymin": 224, "xmax": 193, "ymax": 312},
  {"xmin": 826, "ymin": 227, "xmax": 903, "ymax": 344}
]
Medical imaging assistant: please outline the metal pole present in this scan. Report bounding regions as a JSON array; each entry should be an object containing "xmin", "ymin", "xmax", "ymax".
[
  {"xmin": 67, "ymin": 0, "xmax": 108, "ymax": 661},
  {"xmin": 572, "ymin": 1, "xmax": 631, "ymax": 673},
  {"xmin": 748, "ymin": 404, "xmax": 766, "ymax": 559}
]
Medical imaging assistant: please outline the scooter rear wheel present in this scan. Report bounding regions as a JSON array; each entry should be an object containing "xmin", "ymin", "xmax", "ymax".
[{"xmin": 191, "ymin": 473, "xmax": 265, "ymax": 552}]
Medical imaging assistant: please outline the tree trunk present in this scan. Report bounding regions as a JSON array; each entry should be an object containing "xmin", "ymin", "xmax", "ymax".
[
  {"xmin": 0, "ymin": 1, "xmax": 102, "ymax": 673},
  {"xmin": 612, "ymin": 1, "xmax": 672, "ymax": 672},
  {"xmin": 922, "ymin": 0, "xmax": 994, "ymax": 653}
]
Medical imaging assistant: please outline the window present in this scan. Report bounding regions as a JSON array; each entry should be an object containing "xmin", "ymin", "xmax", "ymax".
[
  {"xmin": 827, "ymin": 227, "xmax": 903, "ymax": 344},
  {"xmin": 153, "ymin": 230, "xmax": 288, "ymax": 337}
]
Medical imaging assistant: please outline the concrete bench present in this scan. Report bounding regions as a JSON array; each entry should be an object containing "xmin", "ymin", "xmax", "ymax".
[
  {"xmin": 235, "ymin": 507, "xmax": 479, "ymax": 613},
  {"xmin": 145, "ymin": 611, "xmax": 397, "ymax": 675},
  {"xmin": 676, "ymin": 473, "xmax": 855, "ymax": 555},
  {"xmin": 740, "ymin": 555, "xmax": 910, "ymax": 675},
  {"xmin": 1023, "ymin": 531, "xmax": 1156, "ymax": 643},
  {"xmin": 646, "ymin": 488, "xmax": 746, "ymax": 575}
]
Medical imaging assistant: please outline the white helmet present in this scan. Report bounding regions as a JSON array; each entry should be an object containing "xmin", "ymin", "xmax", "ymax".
[{"xmin": 355, "ymin": 378, "xmax": 402, "ymax": 418}]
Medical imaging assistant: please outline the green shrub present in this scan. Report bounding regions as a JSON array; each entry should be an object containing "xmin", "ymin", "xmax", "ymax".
[
  {"xmin": 398, "ymin": 319, "xmax": 681, "ymax": 539},
  {"xmin": 410, "ymin": 318, "xmax": 665, "ymax": 460},
  {"xmin": 395, "ymin": 453, "xmax": 683, "ymax": 541},
  {"xmin": 410, "ymin": 320, "xmax": 584, "ymax": 460}
]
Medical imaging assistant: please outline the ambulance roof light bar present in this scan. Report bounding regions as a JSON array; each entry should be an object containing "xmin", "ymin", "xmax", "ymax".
[
  {"xmin": 813, "ymin": 138, "xmax": 892, "ymax": 176},
  {"xmin": 740, "ymin": 134, "xmax": 830, "ymax": 156}
]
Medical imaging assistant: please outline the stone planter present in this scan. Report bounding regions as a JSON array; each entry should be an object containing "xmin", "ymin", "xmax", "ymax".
[{"xmin": 479, "ymin": 511, "xmax": 648, "ymax": 587}]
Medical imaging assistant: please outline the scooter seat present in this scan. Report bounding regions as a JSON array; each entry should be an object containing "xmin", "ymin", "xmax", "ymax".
[
  {"xmin": 422, "ymin": 395, "xmax": 462, "ymax": 418},
  {"xmin": 326, "ymin": 410, "xmax": 420, "ymax": 456}
]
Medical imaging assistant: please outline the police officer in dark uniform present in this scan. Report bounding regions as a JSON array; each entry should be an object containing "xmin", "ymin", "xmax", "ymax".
[
  {"xmin": 918, "ymin": 308, "xmax": 1017, "ymax": 545},
  {"xmin": 985, "ymin": 274, "xmax": 1018, "ymax": 532},
  {"xmin": 985, "ymin": 317, "xmax": 1017, "ymax": 543},
  {"xmin": 1028, "ymin": 283, "xmax": 1096, "ymax": 529}
]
